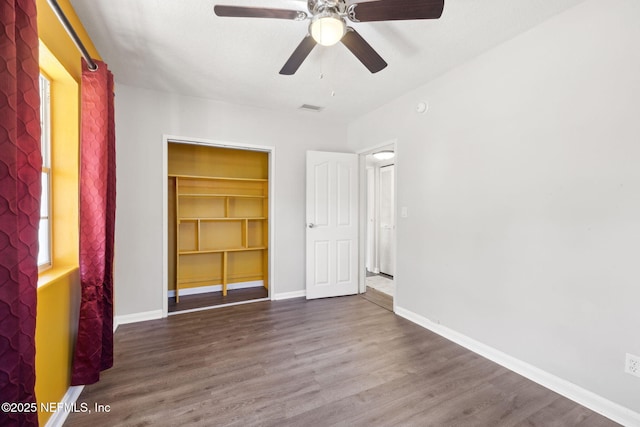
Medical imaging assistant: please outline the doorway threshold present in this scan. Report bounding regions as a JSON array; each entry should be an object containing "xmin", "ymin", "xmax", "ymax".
[{"xmin": 360, "ymin": 287, "xmax": 393, "ymax": 312}]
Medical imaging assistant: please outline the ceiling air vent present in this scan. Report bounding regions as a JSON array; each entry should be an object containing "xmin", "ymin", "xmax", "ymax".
[{"xmin": 299, "ymin": 104, "xmax": 324, "ymax": 112}]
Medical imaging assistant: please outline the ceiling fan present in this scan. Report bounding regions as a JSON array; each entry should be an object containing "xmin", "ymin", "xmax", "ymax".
[{"xmin": 214, "ymin": 0, "xmax": 445, "ymax": 75}]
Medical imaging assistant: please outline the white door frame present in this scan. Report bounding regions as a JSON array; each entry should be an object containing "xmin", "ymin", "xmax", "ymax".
[
  {"xmin": 357, "ymin": 140, "xmax": 397, "ymax": 308},
  {"xmin": 161, "ymin": 134, "xmax": 276, "ymax": 318}
]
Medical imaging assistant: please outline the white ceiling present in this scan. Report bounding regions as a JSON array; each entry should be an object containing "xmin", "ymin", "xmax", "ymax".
[{"xmin": 70, "ymin": 0, "xmax": 587, "ymax": 123}]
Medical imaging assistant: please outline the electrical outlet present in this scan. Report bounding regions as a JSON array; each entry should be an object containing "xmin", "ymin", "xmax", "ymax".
[{"xmin": 625, "ymin": 353, "xmax": 640, "ymax": 378}]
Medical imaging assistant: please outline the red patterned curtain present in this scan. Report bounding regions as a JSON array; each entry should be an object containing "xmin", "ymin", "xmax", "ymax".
[
  {"xmin": 71, "ymin": 59, "xmax": 115, "ymax": 386},
  {"xmin": 0, "ymin": 0, "xmax": 41, "ymax": 426}
]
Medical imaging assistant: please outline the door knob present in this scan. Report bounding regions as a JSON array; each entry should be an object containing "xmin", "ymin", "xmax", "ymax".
[{"xmin": 308, "ymin": 223, "xmax": 315, "ymax": 228}]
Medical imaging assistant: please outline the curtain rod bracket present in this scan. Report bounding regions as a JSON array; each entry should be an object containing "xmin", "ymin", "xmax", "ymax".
[{"xmin": 47, "ymin": 0, "xmax": 99, "ymax": 72}]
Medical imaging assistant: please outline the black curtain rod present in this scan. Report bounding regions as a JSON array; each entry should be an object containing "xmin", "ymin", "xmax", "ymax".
[{"xmin": 47, "ymin": 0, "xmax": 98, "ymax": 71}]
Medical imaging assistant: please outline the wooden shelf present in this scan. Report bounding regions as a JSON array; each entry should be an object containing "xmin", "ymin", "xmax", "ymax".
[
  {"xmin": 178, "ymin": 193, "xmax": 266, "ymax": 198},
  {"xmin": 169, "ymin": 173, "xmax": 267, "ymax": 182},
  {"xmin": 179, "ymin": 217, "xmax": 267, "ymax": 222},
  {"xmin": 179, "ymin": 247, "xmax": 267, "ymax": 255}
]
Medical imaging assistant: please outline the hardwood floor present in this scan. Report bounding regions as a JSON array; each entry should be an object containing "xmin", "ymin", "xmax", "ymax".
[
  {"xmin": 65, "ymin": 296, "xmax": 619, "ymax": 427},
  {"xmin": 168, "ymin": 287, "xmax": 269, "ymax": 313},
  {"xmin": 361, "ymin": 285, "xmax": 393, "ymax": 312}
]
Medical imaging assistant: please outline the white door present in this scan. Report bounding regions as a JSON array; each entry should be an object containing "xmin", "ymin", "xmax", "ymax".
[
  {"xmin": 306, "ymin": 151, "xmax": 359, "ymax": 299},
  {"xmin": 378, "ymin": 164, "xmax": 395, "ymax": 276}
]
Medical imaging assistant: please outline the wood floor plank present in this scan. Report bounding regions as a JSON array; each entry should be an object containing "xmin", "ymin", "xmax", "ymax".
[
  {"xmin": 361, "ymin": 285, "xmax": 393, "ymax": 311},
  {"xmin": 64, "ymin": 296, "xmax": 620, "ymax": 427}
]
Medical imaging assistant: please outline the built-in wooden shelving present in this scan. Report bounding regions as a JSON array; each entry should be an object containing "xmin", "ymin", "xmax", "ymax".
[{"xmin": 171, "ymin": 173, "xmax": 268, "ymax": 302}]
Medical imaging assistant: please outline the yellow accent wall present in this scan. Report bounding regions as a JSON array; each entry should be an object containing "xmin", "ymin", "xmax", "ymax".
[
  {"xmin": 35, "ymin": 1, "xmax": 102, "ymax": 425},
  {"xmin": 35, "ymin": 268, "xmax": 80, "ymax": 425}
]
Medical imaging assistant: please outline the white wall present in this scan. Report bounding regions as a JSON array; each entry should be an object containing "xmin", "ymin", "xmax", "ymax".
[
  {"xmin": 114, "ymin": 85, "xmax": 348, "ymax": 316},
  {"xmin": 348, "ymin": 0, "xmax": 640, "ymax": 415}
]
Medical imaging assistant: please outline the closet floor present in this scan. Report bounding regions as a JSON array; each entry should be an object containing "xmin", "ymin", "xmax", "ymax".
[{"xmin": 168, "ymin": 287, "xmax": 268, "ymax": 313}]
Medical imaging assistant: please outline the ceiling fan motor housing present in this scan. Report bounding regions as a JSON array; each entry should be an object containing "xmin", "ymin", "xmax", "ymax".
[
  {"xmin": 308, "ymin": 0, "xmax": 348, "ymax": 46},
  {"xmin": 308, "ymin": 0, "xmax": 347, "ymax": 15}
]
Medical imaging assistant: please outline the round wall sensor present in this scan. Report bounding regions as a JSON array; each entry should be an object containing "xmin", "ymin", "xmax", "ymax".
[{"xmin": 416, "ymin": 101, "xmax": 428, "ymax": 114}]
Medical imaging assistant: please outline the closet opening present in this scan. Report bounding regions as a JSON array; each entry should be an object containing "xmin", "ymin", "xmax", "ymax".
[{"xmin": 166, "ymin": 139, "xmax": 272, "ymax": 315}]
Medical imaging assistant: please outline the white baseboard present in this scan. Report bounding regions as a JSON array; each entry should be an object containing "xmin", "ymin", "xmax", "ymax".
[
  {"xmin": 168, "ymin": 280, "xmax": 263, "ymax": 297},
  {"xmin": 394, "ymin": 306, "xmax": 640, "ymax": 427},
  {"xmin": 114, "ymin": 309, "xmax": 163, "ymax": 327},
  {"xmin": 273, "ymin": 290, "xmax": 306, "ymax": 300},
  {"xmin": 44, "ymin": 385, "xmax": 84, "ymax": 427}
]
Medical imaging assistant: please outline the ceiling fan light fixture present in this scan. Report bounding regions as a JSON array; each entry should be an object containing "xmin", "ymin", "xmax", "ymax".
[
  {"xmin": 310, "ymin": 11, "xmax": 346, "ymax": 46},
  {"xmin": 372, "ymin": 150, "xmax": 395, "ymax": 160}
]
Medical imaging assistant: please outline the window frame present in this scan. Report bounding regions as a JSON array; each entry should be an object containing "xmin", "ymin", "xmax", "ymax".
[{"xmin": 38, "ymin": 72, "xmax": 52, "ymax": 272}]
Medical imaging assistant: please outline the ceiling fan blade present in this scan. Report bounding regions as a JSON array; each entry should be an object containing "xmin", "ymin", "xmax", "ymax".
[
  {"xmin": 341, "ymin": 28, "xmax": 387, "ymax": 73},
  {"xmin": 214, "ymin": 6, "xmax": 307, "ymax": 20},
  {"xmin": 279, "ymin": 35, "xmax": 317, "ymax": 75},
  {"xmin": 347, "ymin": 0, "xmax": 444, "ymax": 22}
]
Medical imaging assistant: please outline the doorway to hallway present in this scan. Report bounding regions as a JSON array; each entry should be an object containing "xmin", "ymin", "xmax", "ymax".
[{"xmin": 361, "ymin": 144, "xmax": 396, "ymax": 312}]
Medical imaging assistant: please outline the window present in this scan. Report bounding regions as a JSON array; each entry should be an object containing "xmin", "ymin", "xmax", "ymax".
[
  {"xmin": 37, "ymin": 41, "xmax": 80, "ymax": 284},
  {"xmin": 38, "ymin": 73, "xmax": 52, "ymax": 271}
]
